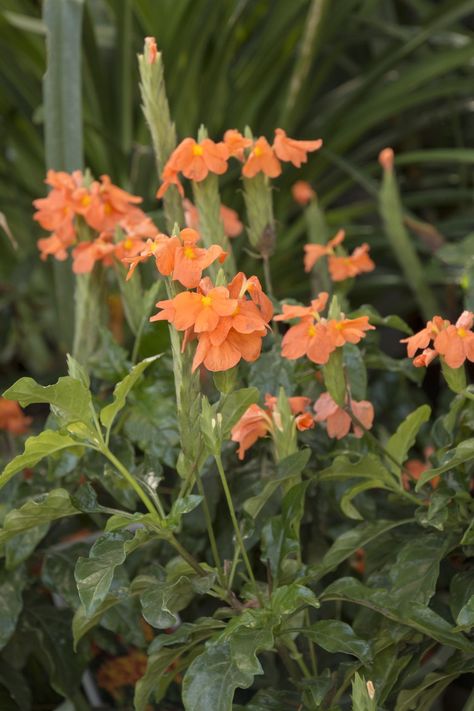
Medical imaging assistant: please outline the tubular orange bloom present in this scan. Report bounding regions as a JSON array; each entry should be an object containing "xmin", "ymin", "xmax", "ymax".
[
  {"xmin": 328, "ymin": 243, "xmax": 375, "ymax": 282},
  {"xmin": 183, "ymin": 198, "xmax": 243, "ymax": 238},
  {"xmin": 231, "ymin": 393, "xmax": 314, "ymax": 459},
  {"xmin": 292, "ymin": 180, "xmax": 315, "ymax": 206},
  {"xmin": 228, "ymin": 272, "xmax": 274, "ymax": 322},
  {"xmin": 223, "ymin": 129, "xmax": 252, "ymax": 161},
  {"xmin": 37, "ymin": 233, "xmax": 74, "ymax": 262},
  {"xmin": 33, "ymin": 170, "xmax": 82, "ymax": 241},
  {"xmin": 113, "ymin": 236, "xmax": 147, "ymax": 262},
  {"xmin": 275, "ymin": 296, "xmax": 374, "ymax": 365},
  {"xmin": 0, "ymin": 398, "xmax": 32, "ymax": 435},
  {"xmin": 123, "ymin": 233, "xmax": 172, "ymax": 280},
  {"xmin": 156, "ymin": 162, "xmax": 184, "ymax": 199},
  {"xmin": 79, "ymin": 175, "xmax": 142, "ymax": 233},
  {"xmin": 72, "ymin": 237, "xmax": 115, "ymax": 274},
  {"xmin": 152, "ymin": 287, "xmax": 238, "ymax": 332},
  {"xmin": 172, "ymin": 228, "xmax": 227, "ymax": 288},
  {"xmin": 304, "ymin": 229, "xmax": 345, "ymax": 272},
  {"xmin": 413, "ymin": 348, "xmax": 438, "ymax": 368},
  {"xmin": 242, "ymin": 137, "xmax": 281, "ymax": 179},
  {"xmin": 326, "ymin": 316, "xmax": 375, "ymax": 348},
  {"xmin": 192, "ymin": 327, "xmax": 265, "ymax": 372},
  {"xmin": 171, "ymin": 137, "xmax": 229, "ymax": 182},
  {"xmin": 273, "ymin": 128, "xmax": 323, "ymax": 168},
  {"xmin": 230, "ymin": 404, "xmax": 271, "ymax": 460},
  {"xmin": 400, "ymin": 315, "xmax": 449, "ymax": 359},
  {"xmin": 434, "ymin": 311, "xmax": 474, "ymax": 368},
  {"xmin": 314, "ymin": 393, "xmax": 374, "ymax": 439}
]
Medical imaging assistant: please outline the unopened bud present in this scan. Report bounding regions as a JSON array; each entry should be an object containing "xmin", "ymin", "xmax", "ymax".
[
  {"xmin": 366, "ymin": 680, "xmax": 375, "ymax": 700},
  {"xmin": 378, "ymin": 147, "xmax": 394, "ymax": 171},
  {"xmin": 144, "ymin": 36, "xmax": 158, "ymax": 64}
]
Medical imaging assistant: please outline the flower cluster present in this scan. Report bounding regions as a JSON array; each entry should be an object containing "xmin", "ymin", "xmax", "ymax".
[
  {"xmin": 401, "ymin": 311, "xmax": 474, "ymax": 369},
  {"xmin": 157, "ymin": 128, "xmax": 323, "ymax": 197},
  {"xmin": 274, "ymin": 292, "xmax": 374, "ymax": 365},
  {"xmin": 231, "ymin": 391, "xmax": 374, "ymax": 458},
  {"xmin": 151, "ymin": 272, "xmax": 273, "ymax": 372},
  {"xmin": 124, "ymin": 227, "xmax": 226, "ymax": 288},
  {"xmin": 34, "ymin": 170, "xmax": 157, "ymax": 273},
  {"xmin": 0, "ymin": 398, "xmax": 31, "ymax": 435},
  {"xmin": 304, "ymin": 229, "xmax": 375, "ymax": 282}
]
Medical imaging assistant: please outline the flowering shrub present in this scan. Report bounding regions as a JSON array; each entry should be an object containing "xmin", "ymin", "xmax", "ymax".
[{"xmin": 0, "ymin": 36, "xmax": 473, "ymax": 711}]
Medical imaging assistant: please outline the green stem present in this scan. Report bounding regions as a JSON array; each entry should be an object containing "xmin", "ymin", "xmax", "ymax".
[
  {"xmin": 100, "ymin": 445, "xmax": 161, "ymax": 521},
  {"xmin": 285, "ymin": 638, "xmax": 312, "ymax": 679},
  {"xmin": 214, "ymin": 454, "xmax": 263, "ymax": 605},
  {"xmin": 195, "ymin": 468, "xmax": 223, "ymax": 578}
]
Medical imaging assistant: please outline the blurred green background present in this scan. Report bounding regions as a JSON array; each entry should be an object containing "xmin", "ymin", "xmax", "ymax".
[{"xmin": 1, "ymin": 0, "xmax": 473, "ymax": 380}]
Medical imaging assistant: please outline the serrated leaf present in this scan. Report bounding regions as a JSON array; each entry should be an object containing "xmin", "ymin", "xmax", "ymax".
[
  {"xmin": 3, "ymin": 376, "xmax": 93, "ymax": 427},
  {"xmin": 304, "ymin": 620, "xmax": 372, "ymax": 664},
  {"xmin": 0, "ymin": 431, "xmax": 82, "ymax": 490},
  {"xmin": 100, "ymin": 355, "xmax": 161, "ymax": 434},
  {"xmin": 386, "ymin": 405, "xmax": 431, "ymax": 475}
]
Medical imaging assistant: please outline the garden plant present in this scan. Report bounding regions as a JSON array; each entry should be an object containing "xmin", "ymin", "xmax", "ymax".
[{"xmin": 0, "ymin": 1, "xmax": 473, "ymax": 710}]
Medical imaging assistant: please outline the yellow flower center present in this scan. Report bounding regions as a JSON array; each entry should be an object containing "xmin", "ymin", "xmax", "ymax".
[
  {"xmin": 104, "ymin": 202, "xmax": 113, "ymax": 215},
  {"xmin": 81, "ymin": 194, "xmax": 91, "ymax": 207},
  {"xmin": 458, "ymin": 327, "xmax": 467, "ymax": 338},
  {"xmin": 254, "ymin": 146, "xmax": 263, "ymax": 157},
  {"xmin": 123, "ymin": 238, "xmax": 133, "ymax": 250},
  {"xmin": 192, "ymin": 144, "xmax": 204, "ymax": 156},
  {"xmin": 308, "ymin": 325, "xmax": 316, "ymax": 337},
  {"xmin": 184, "ymin": 246, "xmax": 196, "ymax": 259},
  {"xmin": 232, "ymin": 306, "xmax": 240, "ymax": 316},
  {"xmin": 201, "ymin": 295, "xmax": 212, "ymax": 307},
  {"xmin": 334, "ymin": 321, "xmax": 344, "ymax": 330}
]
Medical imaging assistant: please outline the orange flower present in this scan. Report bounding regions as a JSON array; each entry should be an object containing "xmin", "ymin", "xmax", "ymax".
[
  {"xmin": 231, "ymin": 404, "xmax": 271, "ymax": 459},
  {"xmin": 113, "ymin": 236, "xmax": 147, "ymax": 262},
  {"xmin": 169, "ymin": 137, "xmax": 229, "ymax": 182},
  {"xmin": 97, "ymin": 650, "xmax": 148, "ymax": 700},
  {"xmin": 292, "ymin": 180, "xmax": 315, "ymax": 206},
  {"xmin": 351, "ymin": 548, "xmax": 366, "ymax": 575},
  {"xmin": 273, "ymin": 128, "xmax": 323, "ymax": 168},
  {"xmin": 228, "ymin": 272, "xmax": 274, "ymax": 322},
  {"xmin": 314, "ymin": 393, "xmax": 374, "ymax": 439},
  {"xmin": 37, "ymin": 233, "xmax": 74, "ymax": 262},
  {"xmin": 328, "ymin": 243, "xmax": 375, "ymax": 282},
  {"xmin": 275, "ymin": 294, "xmax": 373, "ymax": 365},
  {"xmin": 33, "ymin": 169, "xmax": 81, "ymax": 241},
  {"xmin": 172, "ymin": 228, "xmax": 227, "ymax": 288},
  {"xmin": 192, "ymin": 327, "xmax": 265, "ymax": 372},
  {"xmin": 304, "ymin": 229, "xmax": 345, "ymax": 272},
  {"xmin": 183, "ymin": 198, "xmax": 243, "ymax": 238},
  {"xmin": 242, "ymin": 137, "xmax": 281, "ymax": 179},
  {"xmin": 434, "ymin": 311, "xmax": 474, "ymax": 369},
  {"xmin": 78, "ymin": 175, "xmax": 142, "ymax": 233},
  {"xmin": 379, "ymin": 147, "xmax": 394, "ymax": 171},
  {"xmin": 156, "ymin": 161, "xmax": 184, "ymax": 199},
  {"xmin": 223, "ymin": 129, "xmax": 252, "ymax": 161},
  {"xmin": 413, "ymin": 348, "xmax": 438, "ymax": 368},
  {"xmin": 403, "ymin": 447, "xmax": 439, "ymax": 490},
  {"xmin": 231, "ymin": 393, "xmax": 314, "ymax": 459},
  {"xmin": 72, "ymin": 237, "xmax": 115, "ymax": 274},
  {"xmin": 0, "ymin": 398, "xmax": 32, "ymax": 435},
  {"xmin": 151, "ymin": 287, "xmax": 238, "ymax": 332},
  {"xmin": 400, "ymin": 315, "xmax": 449, "ymax": 359}
]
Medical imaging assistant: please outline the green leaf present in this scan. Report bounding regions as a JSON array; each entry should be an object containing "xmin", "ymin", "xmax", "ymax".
[
  {"xmin": 182, "ymin": 627, "xmax": 274, "ymax": 711},
  {"xmin": 305, "ymin": 518, "xmax": 414, "ymax": 583},
  {"xmin": 135, "ymin": 647, "xmax": 186, "ymax": 711},
  {"xmin": 440, "ymin": 359, "xmax": 467, "ymax": 394},
  {"xmin": 3, "ymin": 375, "xmax": 93, "ymax": 427},
  {"xmin": 244, "ymin": 449, "xmax": 311, "ymax": 518},
  {"xmin": 450, "ymin": 570, "xmax": 474, "ymax": 630},
  {"xmin": 167, "ymin": 495, "xmax": 203, "ymax": 530},
  {"xmin": 351, "ymin": 672, "xmax": 377, "ymax": 711},
  {"xmin": 317, "ymin": 453, "xmax": 396, "ymax": 487},
  {"xmin": 0, "ymin": 567, "xmax": 25, "ymax": 650},
  {"xmin": 322, "ymin": 347, "xmax": 345, "ymax": 406},
  {"xmin": 75, "ymin": 529, "xmax": 148, "ymax": 614},
  {"xmin": 0, "ymin": 431, "xmax": 82, "ymax": 490},
  {"xmin": 100, "ymin": 355, "xmax": 161, "ymax": 435},
  {"xmin": 72, "ymin": 592, "xmax": 125, "ymax": 647},
  {"xmin": 5, "ymin": 525, "xmax": 49, "ymax": 569},
  {"xmin": 140, "ymin": 574, "xmax": 214, "ymax": 629},
  {"xmin": 352, "ymin": 305, "xmax": 412, "ymax": 335},
  {"xmin": 386, "ymin": 404, "xmax": 431, "ymax": 474},
  {"xmin": 394, "ymin": 653, "xmax": 474, "ymax": 711},
  {"xmin": 340, "ymin": 479, "xmax": 386, "ymax": 520},
  {"xmin": 322, "ymin": 578, "xmax": 473, "ymax": 652},
  {"xmin": 0, "ymin": 488, "xmax": 80, "ymax": 545},
  {"xmin": 304, "ymin": 620, "xmax": 372, "ymax": 665},
  {"xmin": 219, "ymin": 387, "xmax": 259, "ymax": 438},
  {"xmin": 416, "ymin": 438, "xmax": 474, "ymax": 490},
  {"xmin": 344, "ymin": 344, "xmax": 367, "ymax": 400},
  {"xmin": 66, "ymin": 353, "xmax": 90, "ymax": 388}
]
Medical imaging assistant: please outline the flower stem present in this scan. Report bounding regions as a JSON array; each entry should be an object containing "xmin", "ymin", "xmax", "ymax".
[
  {"xmin": 195, "ymin": 468, "xmax": 223, "ymax": 579},
  {"xmin": 214, "ymin": 454, "xmax": 263, "ymax": 605}
]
